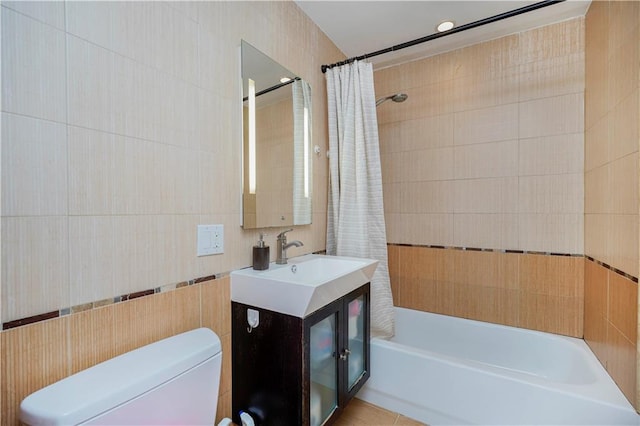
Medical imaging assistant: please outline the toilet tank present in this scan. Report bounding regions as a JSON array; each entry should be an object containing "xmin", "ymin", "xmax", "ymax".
[{"xmin": 20, "ymin": 328, "xmax": 222, "ymax": 425}]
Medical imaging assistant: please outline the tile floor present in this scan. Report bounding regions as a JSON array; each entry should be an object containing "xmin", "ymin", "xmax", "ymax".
[{"xmin": 335, "ymin": 398, "xmax": 426, "ymax": 425}]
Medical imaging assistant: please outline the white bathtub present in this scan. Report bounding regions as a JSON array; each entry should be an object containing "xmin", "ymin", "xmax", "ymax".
[{"xmin": 358, "ymin": 307, "xmax": 640, "ymax": 425}]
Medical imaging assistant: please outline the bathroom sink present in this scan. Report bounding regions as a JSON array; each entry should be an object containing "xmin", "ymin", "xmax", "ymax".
[{"xmin": 231, "ymin": 254, "xmax": 378, "ymax": 317}]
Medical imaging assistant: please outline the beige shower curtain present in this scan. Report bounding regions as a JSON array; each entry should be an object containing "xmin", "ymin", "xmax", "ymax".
[{"xmin": 325, "ymin": 60, "xmax": 394, "ymax": 338}]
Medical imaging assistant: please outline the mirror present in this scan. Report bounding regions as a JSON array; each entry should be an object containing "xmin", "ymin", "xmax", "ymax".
[{"xmin": 241, "ymin": 40, "xmax": 313, "ymax": 229}]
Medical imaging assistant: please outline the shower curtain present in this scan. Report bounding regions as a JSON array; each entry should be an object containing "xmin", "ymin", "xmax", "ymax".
[{"xmin": 325, "ymin": 61, "xmax": 394, "ymax": 338}]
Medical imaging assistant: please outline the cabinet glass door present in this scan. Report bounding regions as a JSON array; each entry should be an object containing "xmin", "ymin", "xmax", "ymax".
[
  {"xmin": 346, "ymin": 295, "xmax": 365, "ymax": 389},
  {"xmin": 309, "ymin": 313, "xmax": 338, "ymax": 426}
]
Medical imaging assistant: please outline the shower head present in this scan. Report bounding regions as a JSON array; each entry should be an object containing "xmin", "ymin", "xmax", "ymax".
[{"xmin": 376, "ymin": 93, "xmax": 408, "ymax": 107}]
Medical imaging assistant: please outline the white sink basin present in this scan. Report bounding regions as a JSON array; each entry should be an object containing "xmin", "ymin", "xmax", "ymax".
[{"xmin": 230, "ymin": 254, "xmax": 378, "ymax": 317}]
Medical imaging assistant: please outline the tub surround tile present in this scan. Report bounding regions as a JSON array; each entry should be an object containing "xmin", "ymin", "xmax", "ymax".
[
  {"xmin": 607, "ymin": 322, "xmax": 637, "ymax": 407},
  {"xmin": 379, "ymin": 18, "xmax": 585, "ymax": 257},
  {"xmin": 390, "ymin": 244, "xmax": 586, "ymax": 337},
  {"xmin": 584, "ymin": 258, "xmax": 638, "ymax": 408},
  {"xmin": 584, "ymin": 0, "xmax": 639, "ymax": 410},
  {"xmin": 608, "ymin": 272, "xmax": 638, "ymax": 345}
]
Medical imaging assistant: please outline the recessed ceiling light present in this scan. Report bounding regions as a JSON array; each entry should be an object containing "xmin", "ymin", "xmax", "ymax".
[
  {"xmin": 437, "ymin": 21, "xmax": 455, "ymax": 32},
  {"xmin": 280, "ymin": 77, "xmax": 292, "ymax": 83}
]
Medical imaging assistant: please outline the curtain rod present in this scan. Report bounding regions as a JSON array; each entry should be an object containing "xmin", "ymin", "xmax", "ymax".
[{"xmin": 320, "ymin": 0, "xmax": 565, "ymax": 73}]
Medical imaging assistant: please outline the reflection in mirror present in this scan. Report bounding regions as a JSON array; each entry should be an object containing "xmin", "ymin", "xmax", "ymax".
[{"xmin": 241, "ymin": 40, "xmax": 312, "ymax": 229}]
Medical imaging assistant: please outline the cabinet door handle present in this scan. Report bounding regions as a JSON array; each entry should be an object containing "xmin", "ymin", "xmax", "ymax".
[{"xmin": 339, "ymin": 349, "xmax": 351, "ymax": 360}]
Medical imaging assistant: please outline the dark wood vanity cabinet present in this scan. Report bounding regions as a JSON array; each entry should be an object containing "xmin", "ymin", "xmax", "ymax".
[{"xmin": 232, "ymin": 283, "xmax": 370, "ymax": 426}]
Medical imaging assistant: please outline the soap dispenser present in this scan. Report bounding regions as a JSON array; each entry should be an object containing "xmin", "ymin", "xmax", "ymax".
[{"xmin": 252, "ymin": 233, "xmax": 270, "ymax": 270}]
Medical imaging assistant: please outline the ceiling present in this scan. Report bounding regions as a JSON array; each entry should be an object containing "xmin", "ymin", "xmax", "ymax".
[{"xmin": 295, "ymin": 1, "xmax": 591, "ymax": 70}]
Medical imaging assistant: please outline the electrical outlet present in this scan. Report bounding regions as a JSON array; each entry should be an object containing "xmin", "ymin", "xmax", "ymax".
[{"xmin": 197, "ymin": 224, "xmax": 224, "ymax": 256}]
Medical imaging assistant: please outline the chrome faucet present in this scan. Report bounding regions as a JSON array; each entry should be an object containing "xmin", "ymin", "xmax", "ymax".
[{"xmin": 276, "ymin": 229, "xmax": 304, "ymax": 264}]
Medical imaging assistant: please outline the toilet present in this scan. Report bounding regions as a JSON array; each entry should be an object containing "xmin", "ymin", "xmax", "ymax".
[{"xmin": 20, "ymin": 328, "xmax": 222, "ymax": 425}]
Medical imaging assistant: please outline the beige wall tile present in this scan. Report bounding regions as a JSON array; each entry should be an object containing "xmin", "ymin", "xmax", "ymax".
[
  {"xmin": 453, "ymin": 140, "xmax": 518, "ymax": 179},
  {"xmin": 519, "ymin": 213, "xmax": 583, "ymax": 254},
  {"xmin": 584, "ymin": 165, "xmax": 610, "ymax": 214},
  {"xmin": 519, "ymin": 93, "xmax": 584, "ymax": 139},
  {"xmin": 608, "ymin": 34, "xmax": 639, "ymax": 112},
  {"xmin": 584, "ymin": 213, "xmax": 610, "ymax": 265},
  {"xmin": 376, "ymin": 80, "xmax": 454, "ymax": 125},
  {"xmin": 453, "ymin": 214, "xmax": 519, "ymax": 250},
  {"xmin": 584, "ymin": 1, "xmax": 609, "ymax": 128},
  {"xmin": 375, "ymin": 12, "xmax": 586, "ymax": 259},
  {"xmin": 608, "ymin": 214, "xmax": 639, "ymax": 278},
  {"xmin": 454, "ymin": 35, "xmax": 520, "ymax": 79},
  {"xmin": 518, "ymin": 174, "xmax": 583, "ymax": 214},
  {"xmin": 519, "ymin": 52, "xmax": 584, "ymax": 101},
  {"xmin": 378, "ymin": 114, "xmax": 454, "ymax": 153},
  {"xmin": 389, "ymin": 181, "xmax": 454, "ymax": 214},
  {"xmin": 69, "ymin": 216, "xmax": 116, "ymax": 306},
  {"xmin": 3, "ymin": 1, "xmax": 65, "ymax": 29},
  {"xmin": 2, "ymin": 217, "xmax": 69, "ymax": 322},
  {"xmin": 374, "ymin": 51, "xmax": 455, "ymax": 94},
  {"xmin": 585, "ymin": 114, "xmax": 609, "ymax": 171},
  {"xmin": 452, "ymin": 71, "xmax": 519, "ymax": 112},
  {"xmin": 382, "ymin": 147, "xmax": 454, "ymax": 183},
  {"xmin": 453, "ymin": 177, "xmax": 518, "ymax": 214},
  {"xmin": 1, "ymin": 113, "xmax": 68, "ymax": 216},
  {"xmin": 610, "ymin": 153, "xmax": 639, "ymax": 215},
  {"xmin": 607, "ymin": 0, "xmax": 639, "ymax": 51},
  {"xmin": 453, "ymin": 104, "xmax": 518, "ymax": 146},
  {"xmin": 1, "ymin": 9, "xmax": 66, "ymax": 122},
  {"xmin": 519, "ymin": 18, "xmax": 584, "ymax": 64},
  {"xmin": 609, "ymin": 90, "xmax": 639, "ymax": 161},
  {"xmin": 519, "ymin": 133, "xmax": 584, "ymax": 176}
]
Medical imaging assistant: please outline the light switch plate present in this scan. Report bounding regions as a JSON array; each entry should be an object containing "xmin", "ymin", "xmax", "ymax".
[{"xmin": 197, "ymin": 224, "xmax": 224, "ymax": 256}]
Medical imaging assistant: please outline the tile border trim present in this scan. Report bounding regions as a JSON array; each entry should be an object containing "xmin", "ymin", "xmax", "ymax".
[
  {"xmin": 388, "ymin": 243, "xmax": 639, "ymax": 284},
  {"xmin": 9, "ymin": 248, "xmax": 634, "ymax": 331},
  {"xmin": 585, "ymin": 255, "xmax": 639, "ymax": 284},
  {"xmin": 388, "ymin": 243, "xmax": 585, "ymax": 257},
  {"xmin": 1, "ymin": 251, "xmax": 327, "ymax": 331},
  {"xmin": 2, "ymin": 271, "xmax": 226, "ymax": 331}
]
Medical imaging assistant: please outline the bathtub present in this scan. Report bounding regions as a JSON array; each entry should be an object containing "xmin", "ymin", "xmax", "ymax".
[{"xmin": 358, "ymin": 307, "xmax": 640, "ymax": 425}]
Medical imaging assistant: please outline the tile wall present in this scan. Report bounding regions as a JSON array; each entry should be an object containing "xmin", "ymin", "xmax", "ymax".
[
  {"xmin": 388, "ymin": 246, "xmax": 584, "ymax": 337},
  {"xmin": 584, "ymin": 0, "xmax": 639, "ymax": 410},
  {"xmin": 0, "ymin": 1, "xmax": 343, "ymax": 423},
  {"xmin": 2, "ymin": 277, "xmax": 231, "ymax": 424},
  {"xmin": 376, "ymin": 17, "xmax": 585, "ymax": 254},
  {"xmin": 376, "ymin": 19, "xmax": 585, "ymax": 333}
]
